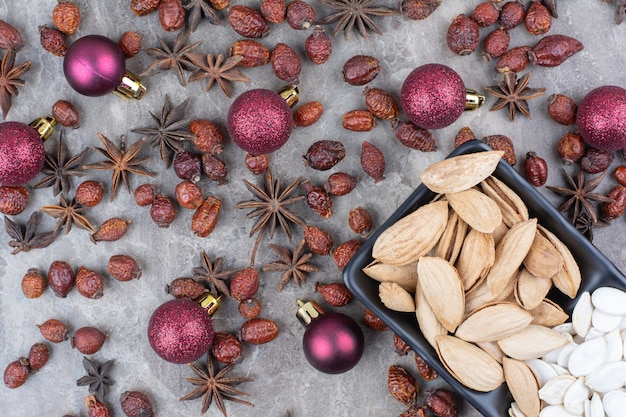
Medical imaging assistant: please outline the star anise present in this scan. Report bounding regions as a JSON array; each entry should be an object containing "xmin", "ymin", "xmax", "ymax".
[
  {"xmin": 0, "ymin": 46, "xmax": 31, "ymax": 120},
  {"xmin": 192, "ymin": 250, "xmax": 237, "ymax": 297},
  {"xmin": 83, "ymin": 133, "xmax": 156, "ymax": 201},
  {"xmin": 484, "ymin": 71, "xmax": 546, "ymax": 121},
  {"xmin": 574, "ymin": 211, "xmax": 609, "ymax": 242},
  {"xmin": 186, "ymin": 53, "xmax": 250, "ymax": 98},
  {"xmin": 233, "ymin": 168, "xmax": 306, "ymax": 264},
  {"xmin": 262, "ymin": 239, "xmax": 318, "ymax": 292},
  {"xmin": 34, "ymin": 131, "xmax": 89, "ymax": 196},
  {"xmin": 179, "ymin": 352, "xmax": 254, "ymax": 417},
  {"xmin": 141, "ymin": 29, "xmax": 202, "ymax": 86},
  {"xmin": 132, "ymin": 96, "xmax": 194, "ymax": 167},
  {"xmin": 546, "ymin": 168, "xmax": 613, "ymax": 224},
  {"xmin": 184, "ymin": 0, "xmax": 221, "ymax": 32},
  {"xmin": 316, "ymin": 0, "xmax": 399, "ymax": 40},
  {"xmin": 4, "ymin": 211, "xmax": 57, "ymax": 255},
  {"xmin": 76, "ymin": 356, "xmax": 114, "ymax": 402},
  {"xmin": 41, "ymin": 193, "xmax": 95, "ymax": 234}
]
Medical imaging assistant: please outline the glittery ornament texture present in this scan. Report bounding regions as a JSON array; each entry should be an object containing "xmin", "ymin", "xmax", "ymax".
[
  {"xmin": 63, "ymin": 35, "xmax": 126, "ymax": 96},
  {"xmin": 576, "ymin": 85, "xmax": 626, "ymax": 152},
  {"xmin": 227, "ymin": 88, "xmax": 294, "ymax": 155},
  {"xmin": 147, "ymin": 298, "xmax": 214, "ymax": 364},
  {"xmin": 400, "ymin": 63, "xmax": 466, "ymax": 130},
  {"xmin": 0, "ymin": 121, "xmax": 45, "ymax": 186}
]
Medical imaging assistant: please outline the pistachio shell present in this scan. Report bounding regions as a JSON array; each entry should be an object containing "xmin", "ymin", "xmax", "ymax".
[
  {"xmin": 515, "ymin": 268, "xmax": 553, "ymax": 310},
  {"xmin": 530, "ymin": 299, "xmax": 569, "ymax": 328},
  {"xmin": 523, "ymin": 231, "xmax": 563, "ymax": 279},
  {"xmin": 435, "ymin": 210, "xmax": 468, "ymax": 264},
  {"xmin": 480, "ymin": 176, "xmax": 529, "ymax": 227},
  {"xmin": 455, "ymin": 302, "xmax": 533, "ymax": 343},
  {"xmin": 503, "ymin": 357, "xmax": 541, "ymax": 417},
  {"xmin": 476, "ymin": 341, "xmax": 505, "ymax": 364},
  {"xmin": 539, "ymin": 225, "xmax": 581, "ymax": 299},
  {"xmin": 414, "ymin": 279, "xmax": 447, "ymax": 349},
  {"xmin": 379, "ymin": 282, "xmax": 415, "ymax": 312},
  {"xmin": 446, "ymin": 188, "xmax": 502, "ymax": 233},
  {"xmin": 497, "ymin": 324, "xmax": 571, "ymax": 360},
  {"xmin": 362, "ymin": 260, "xmax": 418, "ymax": 292},
  {"xmin": 455, "ymin": 229, "xmax": 495, "ymax": 292}
]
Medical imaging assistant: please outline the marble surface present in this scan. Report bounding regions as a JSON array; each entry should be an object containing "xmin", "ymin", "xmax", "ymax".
[{"xmin": 0, "ymin": 1, "xmax": 624, "ymax": 416}]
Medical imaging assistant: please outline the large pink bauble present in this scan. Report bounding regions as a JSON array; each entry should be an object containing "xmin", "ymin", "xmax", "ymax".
[
  {"xmin": 63, "ymin": 35, "xmax": 126, "ymax": 96},
  {"xmin": 400, "ymin": 63, "xmax": 466, "ymax": 130},
  {"xmin": 227, "ymin": 89, "xmax": 294, "ymax": 155},
  {"xmin": 0, "ymin": 121, "xmax": 45, "ymax": 186},
  {"xmin": 576, "ymin": 85, "xmax": 626, "ymax": 151},
  {"xmin": 147, "ymin": 298, "xmax": 214, "ymax": 364}
]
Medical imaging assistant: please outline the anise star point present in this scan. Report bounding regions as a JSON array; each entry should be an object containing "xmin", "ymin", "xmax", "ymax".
[
  {"xmin": 4, "ymin": 211, "xmax": 57, "ymax": 255},
  {"xmin": 485, "ymin": 71, "xmax": 546, "ymax": 121},
  {"xmin": 262, "ymin": 239, "xmax": 319, "ymax": 292},
  {"xmin": 76, "ymin": 356, "xmax": 114, "ymax": 402},
  {"xmin": 141, "ymin": 29, "xmax": 202, "ymax": 87},
  {"xmin": 34, "ymin": 131, "xmax": 89, "ymax": 196},
  {"xmin": 316, "ymin": 0, "xmax": 399, "ymax": 40},
  {"xmin": 41, "ymin": 193, "xmax": 95, "ymax": 234},
  {"xmin": 187, "ymin": 53, "xmax": 250, "ymax": 97},
  {"xmin": 0, "ymin": 46, "xmax": 31, "ymax": 120},
  {"xmin": 192, "ymin": 250, "xmax": 237, "ymax": 297},
  {"xmin": 184, "ymin": 0, "xmax": 222, "ymax": 32}
]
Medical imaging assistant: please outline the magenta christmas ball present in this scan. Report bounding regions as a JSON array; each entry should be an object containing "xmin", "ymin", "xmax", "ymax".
[
  {"xmin": 576, "ymin": 85, "xmax": 626, "ymax": 152},
  {"xmin": 0, "ymin": 121, "xmax": 45, "ymax": 186},
  {"xmin": 147, "ymin": 298, "xmax": 214, "ymax": 364},
  {"xmin": 227, "ymin": 88, "xmax": 294, "ymax": 155},
  {"xmin": 63, "ymin": 35, "xmax": 126, "ymax": 96},
  {"xmin": 400, "ymin": 63, "xmax": 466, "ymax": 130}
]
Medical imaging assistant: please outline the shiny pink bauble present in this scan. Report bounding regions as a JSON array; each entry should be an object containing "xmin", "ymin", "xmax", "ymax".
[
  {"xmin": 302, "ymin": 312, "xmax": 364, "ymax": 374},
  {"xmin": 227, "ymin": 88, "xmax": 294, "ymax": 154},
  {"xmin": 400, "ymin": 63, "xmax": 466, "ymax": 129},
  {"xmin": 576, "ymin": 85, "xmax": 626, "ymax": 151},
  {"xmin": 147, "ymin": 298, "xmax": 214, "ymax": 364},
  {"xmin": 63, "ymin": 35, "xmax": 126, "ymax": 96},
  {"xmin": 0, "ymin": 121, "xmax": 45, "ymax": 186}
]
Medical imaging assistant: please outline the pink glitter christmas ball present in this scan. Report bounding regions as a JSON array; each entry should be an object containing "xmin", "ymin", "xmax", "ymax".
[
  {"xmin": 400, "ymin": 63, "xmax": 466, "ymax": 130},
  {"xmin": 147, "ymin": 298, "xmax": 214, "ymax": 364},
  {"xmin": 227, "ymin": 88, "xmax": 294, "ymax": 154},
  {"xmin": 0, "ymin": 121, "xmax": 45, "ymax": 186},
  {"xmin": 577, "ymin": 85, "xmax": 626, "ymax": 151}
]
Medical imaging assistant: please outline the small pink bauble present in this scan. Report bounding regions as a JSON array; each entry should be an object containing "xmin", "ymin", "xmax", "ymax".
[
  {"xmin": 147, "ymin": 298, "xmax": 214, "ymax": 364},
  {"xmin": 577, "ymin": 85, "xmax": 626, "ymax": 151},
  {"xmin": 63, "ymin": 35, "xmax": 126, "ymax": 96},
  {"xmin": 0, "ymin": 121, "xmax": 45, "ymax": 186},
  {"xmin": 227, "ymin": 89, "xmax": 294, "ymax": 155},
  {"xmin": 400, "ymin": 63, "xmax": 466, "ymax": 130}
]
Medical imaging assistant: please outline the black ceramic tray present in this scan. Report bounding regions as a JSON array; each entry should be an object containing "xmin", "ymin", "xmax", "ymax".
[{"xmin": 343, "ymin": 140, "xmax": 626, "ymax": 417}]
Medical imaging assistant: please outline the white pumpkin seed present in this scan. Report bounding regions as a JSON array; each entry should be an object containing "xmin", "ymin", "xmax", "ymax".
[
  {"xmin": 602, "ymin": 390, "xmax": 626, "ymax": 417},
  {"xmin": 539, "ymin": 405, "xmax": 582, "ymax": 417},
  {"xmin": 591, "ymin": 309, "xmax": 622, "ymax": 333},
  {"xmin": 585, "ymin": 361, "xmax": 626, "ymax": 393},
  {"xmin": 563, "ymin": 377, "xmax": 589, "ymax": 415},
  {"xmin": 572, "ymin": 291, "xmax": 593, "ymax": 338},
  {"xmin": 509, "ymin": 402, "xmax": 527, "ymax": 417},
  {"xmin": 538, "ymin": 374, "xmax": 577, "ymax": 406},
  {"xmin": 526, "ymin": 358, "xmax": 560, "ymax": 387},
  {"xmin": 556, "ymin": 343, "xmax": 577, "ymax": 369},
  {"xmin": 567, "ymin": 336, "xmax": 607, "ymax": 377},
  {"xmin": 604, "ymin": 328, "xmax": 623, "ymax": 363},
  {"xmin": 589, "ymin": 392, "xmax": 604, "ymax": 417},
  {"xmin": 591, "ymin": 287, "xmax": 626, "ymax": 316}
]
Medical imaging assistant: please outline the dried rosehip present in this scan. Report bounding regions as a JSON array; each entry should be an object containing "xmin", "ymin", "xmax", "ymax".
[
  {"xmin": 388, "ymin": 365, "xmax": 419, "ymax": 405},
  {"xmin": 400, "ymin": 0, "xmax": 441, "ymax": 20},
  {"xmin": 361, "ymin": 141, "xmax": 385, "ymax": 182},
  {"xmin": 39, "ymin": 25, "xmax": 66, "ymax": 56},
  {"xmin": 399, "ymin": 405, "xmax": 428, "ymax": 417},
  {"xmin": 415, "ymin": 354, "xmax": 438, "ymax": 380},
  {"xmin": 614, "ymin": 166, "xmax": 626, "ymax": 187},
  {"xmin": 229, "ymin": 5, "xmax": 270, "ymax": 38},
  {"xmin": 364, "ymin": 87, "xmax": 399, "ymax": 120},
  {"xmin": 602, "ymin": 185, "xmax": 626, "ymax": 221},
  {"xmin": 71, "ymin": 326, "xmax": 107, "ymax": 354},
  {"xmin": 343, "ymin": 55, "xmax": 380, "ymax": 86},
  {"xmin": 51, "ymin": 99, "xmax": 80, "ymax": 128},
  {"xmin": 482, "ymin": 28, "xmax": 510, "ymax": 61},
  {"xmin": 343, "ymin": 109, "xmax": 376, "ymax": 132},
  {"xmin": 166, "ymin": 277, "xmax": 205, "ymax": 299},
  {"xmin": 211, "ymin": 332, "xmax": 243, "ymax": 364},
  {"xmin": 0, "ymin": 185, "xmax": 28, "ymax": 215},
  {"xmin": 393, "ymin": 333, "xmax": 411, "ymax": 355},
  {"xmin": 201, "ymin": 153, "xmax": 228, "ymax": 184},
  {"xmin": 175, "ymin": 180, "xmax": 203, "ymax": 210},
  {"xmin": 453, "ymin": 126, "xmax": 476, "ymax": 148},
  {"xmin": 150, "ymin": 195, "xmax": 176, "ymax": 228},
  {"xmin": 499, "ymin": 0, "xmax": 525, "ymax": 30},
  {"xmin": 158, "ymin": 0, "xmax": 185, "ymax": 31},
  {"xmin": 528, "ymin": 34, "xmax": 584, "ymax": 67},
  {"xmin": 425, "ymin": 389, "xmax": 458, "ymax": 417},
  {"xmin": 230, "ymin": 267, "xmax": 259, "ymax": 301},
  {"xmin": 324, "ymin": 172, "xmax": 359, "ymax": 196},
  {"xmin": 260, "ymin": 0, "xmax": 286, "ymax": 24},
  {"xmin": 332, "ymin": 239, "xmax": 361, "ymax": 270},
  {"xmin": 483, "ymin": 135, "xmax": 516, "ymax": 165},
  {"xmin": 189, "ymin": 119, "xmax": 224, "ymax": 154},
  {"xmin": 134, "ymin": 184, "xmax": 157, "ymax": 206},
  {"xmin": 230, "ymin": 39, "xmax": 271, "ymax": 68},
  {"xmin": 173, "ymin": 151, "xmax": 203, "ymax": 183},
  {"xmin": 315, "ymin": 282, "xmax": 352, "ymax": 307},
  {"xmin": 557, "ymin": 132, "xmax": 585, "ymax": 164},
  {"xmin": 302, "ymin": 179, "xmax": 333, "ymax": 219},
  {"xmin": 392, "ymin": 120, "xmax": 437, "ymax": 152},
  {"xmin": 547, "ymin": 93, "xmax": 577, "ymax": 125},
  {"xmin": 363, "ymin": 308, "xmax": 388, "ymax": 331},
  {"xmin": 305, "ymin": 26, "xmax": 332, "ymax": 65},
  {"xmin": 245, "ymin": 153, "xmax": 269, "ymax": 175},
  {"xmin": 524, "ymin": 151, "xmax": 548, "ymax": 186},
  {"xmin": 209, "ymin": 0, "xmax": 230, "ymax": 10},
  {"xmin": 294, "ymin": 101, "xmax": 324, "ymax": 127},
  {"xmin": 52, "ymin": 0, "xmax": 81, "ymax": 35},
  {"xmin": 191, "ymin": 196, "xmax": 221, "ymax": 237},
  {"xmin": 286, "ymin": 0, "xmax": 316, "ymax": 29},
  {"xmin": 446, "ymin": 14, "xmax": 480, "ymax": 55},
  {"xmin": 120, "ymin": 391, "xmax": 154, "ymax": 417},
  {"xmin": 37, "ymin": 318, "xmax": 69, "ymax": 343},
  {"xmin": 270, "ymin": 43, "xmax": 301, "ymax": 84},
  {"xmin": 27, "ymin": 343, "xmax": 50, "ymax": 372},
  {"xmin": 0, "ymin": 19, "xmax": 24, "ymax": 51},
  {"xmin": 303, "ymin": 225, "xmax": 334, "ymax": 256},
  {"xmin": 75, "ymin": 266, "xmax": 104, "ymax": 299},
  {"xmin": 3, "ymin": 358, "xmax": 30, "ymax": 389},
  {"xmin": 495, "ymin": 45, "xmax": 531, "ymax": 73},
  {"xmin": 48, "ymin": 260, "xmax": 75, "ymax": 298},
  {"xmin": 238, "ymin": 298, "xmax": 263, "ymax": 318},
  {"xmin": 130, "ymin": 0, "xmax": 160, "ymax": 16},
  {"xmin": 107, "ymin": 254, "xmax": 142, "ymax": 282},
  {"xmin": 303, "ymin": 140, "xmax": 345, "ymax": 171},
  {"xmin": 580, "ymin": 147, "xmax": 614, "ymax": 174},
  {"xmin": 21, "ymin": 268, "xmax": 46, "ymax": 299},
  {"xmin": 86, "ymin": 395, "xmax": 111, "ymax": 417},
  {"xmin": 238, "ymin": 318, "xmax": 279, "ymax": 344},
  {"xmin": 91, "ymin": 218, "xmax": 130, "ymax": 243},
  {"xmin": 75, "ymin": 181, "xmax": 104, "ymax": 207},
  {"xmin": 524, "ymin": 0, "xmax": 551, "ymax": 35},
  {"xmin": 348, "ymin": 206, "xmax": 373, "ymax": 237},
  {"xmin": 118, "ymin": 31, "xmax": 142, "ymax": 58},
  {"xmin": 471, "ymin": 2, "xmax": 500, "ymax": 27}
]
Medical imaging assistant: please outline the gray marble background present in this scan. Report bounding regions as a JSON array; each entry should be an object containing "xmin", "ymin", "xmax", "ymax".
[{"xmin": 0, "ymin": 1, "xmax": 624, "ymax": 416}]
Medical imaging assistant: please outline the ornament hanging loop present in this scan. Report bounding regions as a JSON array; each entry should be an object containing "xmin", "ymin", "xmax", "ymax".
[
  {"xmin": 465, "ymin": 89, "xmax": 485, "ymax": 111},
  {"xmin": 29, "ymin": 116, "xmax": 56, "ymax": 140},
  {"xmin": 195, "ymin": 290, "xmax": 222, "ymax": 315},
  {"xmin": 113, "ymin": 70, "xmax": 147, "ymax": 100}
]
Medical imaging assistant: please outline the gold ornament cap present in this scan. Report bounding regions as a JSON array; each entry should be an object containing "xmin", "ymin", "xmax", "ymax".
[
  {"xmin": 195, "ymin": 291, "xmax": 222, "ymax": 316},
  {"xmin": 113, "ymin": 69, "xmax": 146, "ymax": 100},
  {"xmin": 29, "ymin": 116, "xmax": 56, "ymax": 140},
  {"xmin": 296, "ymin": 299, "xmax": 324, "ymax": 327},
  {"xmin": 465, "ymin": 88, "xmax": 485, "ymax": 111},
  {"xmin": 279, "ymin": 85, "xmax": 300, "ymax": 108}
]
